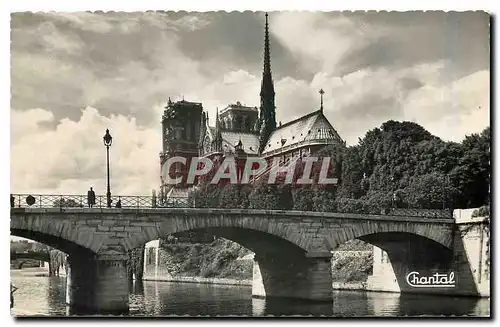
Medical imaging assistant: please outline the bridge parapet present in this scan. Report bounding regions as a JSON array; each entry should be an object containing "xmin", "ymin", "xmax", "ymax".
[
  {"xmin": 11, "ymin": 207, "xmax": 456, "ymax": 224},
  {"xmin": 10, "ymin": 194, "xmax": 453, "ymax": 219},
  {"xmin": 10, "ymin": 194, "xmax": 190, "ymax": 209}
]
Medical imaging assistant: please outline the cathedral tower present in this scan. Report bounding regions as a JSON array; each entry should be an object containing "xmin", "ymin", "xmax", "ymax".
[
  {"xmin": 257, "ymin": 13, "xmax": 277, "ymax": 153},
  {"xmin": 160, "ymin": 99, "xmax": 203, "ymax": 197}
]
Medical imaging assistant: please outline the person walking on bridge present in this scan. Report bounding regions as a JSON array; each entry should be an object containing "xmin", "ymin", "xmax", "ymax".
[{"xmin": 87, "ymin": 187, "xmax": 96, "ymax": 208}]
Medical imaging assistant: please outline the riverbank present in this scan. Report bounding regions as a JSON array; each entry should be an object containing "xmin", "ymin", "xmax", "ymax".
[
  {"xmin": 143, "ymin": 276, "xmax": 371, "ymax": 290},
  {"xmin": 11, "ymin": 266, "xmax": 67, "ymax": 278},
  {"xmin": 143, "ymin": 275, "xmax": 252, "ymax": 286},
  {"xmin": 332, "ymin": 281, "xmax": 367, "ymax": 290},
  {"xmin": 11, "ymin": 267, "xmax": 49, "ymax": 278},
  {"xmin": 144, "ymin": 238, "xmax": 374, "ymax": 290}
]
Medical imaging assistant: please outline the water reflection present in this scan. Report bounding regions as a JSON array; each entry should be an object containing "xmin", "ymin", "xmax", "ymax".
[
  {"xmin": 258, "ymin": 297, "xmax": 334, "ymax": 316},
  {"xmin": 396, "ymin": 293, "xmax": 490, "ymax": 316},
  {"xmin": 11, "ymin": 272, "xmax": 490, "ymax": 317},
  {"xmin": 332, "ymin": 290, "xmax": 370, "ymax": 316},
  {"xmin": 47, "ymin": 277, "xmax": 66, "ymax": 314},
  {"xmin": 366, "ymin": 292, "xmax": 400, "ymax": 316}
]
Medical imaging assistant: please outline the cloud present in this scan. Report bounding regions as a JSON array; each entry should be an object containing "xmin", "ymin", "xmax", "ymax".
[
  {"xmin": 10, "ymin": 12, "xmax": 490, "ymax": 194},
  {"xmin": 402, "ymin": 70, "xmax": 490, "ymax": 142},
  {"xmin": 272, "ymin": 12, "xmax": 357, "ymax": 75},
  {"xmin": 11, "ymin": 12, "xmax": 213, "ymax": 125},
  {"xmin": 272, "ymin": 11, "xmax": 489, "ymax": 78},
  {"xmin": 10, "ymin": 107, "xmax": 160, "ymax": 195}
]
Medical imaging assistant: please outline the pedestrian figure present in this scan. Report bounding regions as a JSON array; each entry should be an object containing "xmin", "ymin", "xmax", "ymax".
[
  {"xmin": 87, "ymin": 187, "xmax": 96, "ymax": 208},
  {"xmin": 10, "ymin": 283, "xmax": 18, "ymax": 309},
  {"xmin": 115, "ymin": 199, "xmax": 121, "ymax": 208}
]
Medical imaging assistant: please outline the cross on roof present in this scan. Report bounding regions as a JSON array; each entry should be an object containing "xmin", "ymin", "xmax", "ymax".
[{"xmin": 319, "ymin": 88, "xmax": 325, "ymax": 111}]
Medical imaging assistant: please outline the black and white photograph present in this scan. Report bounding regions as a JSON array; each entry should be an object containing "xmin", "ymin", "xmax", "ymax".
[{"xmin": 9, "ymin": 8, "xmax": 491, "ymax": 317}]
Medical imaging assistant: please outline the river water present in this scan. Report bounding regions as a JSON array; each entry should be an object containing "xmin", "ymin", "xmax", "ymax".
[{"xmin": 11, "ymin": 268, "xmax": 490, "ymax": 317}]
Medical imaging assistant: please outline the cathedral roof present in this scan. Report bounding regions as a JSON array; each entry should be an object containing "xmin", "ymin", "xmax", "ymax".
[
  {"xmin": 220, "ymin": 102, "xmax": 258, "ymax": 115},
  {"xmin": 261, "ymin": 110, "xmax": 343, "ymax": 156},
  {"xmin": 166, "ymin": 186, "xmax": 190, "ymax": 199},
  {"xmin": 221, "ymin": 131, "xmax": 259, "ymax": 154}
]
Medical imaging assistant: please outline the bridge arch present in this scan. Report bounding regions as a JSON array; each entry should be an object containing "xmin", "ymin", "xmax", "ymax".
[
  {"xmin": 323, "ymin": 220, "xmax": 453, "ymax": 251},
  {"xmin": 122, "ymin": 215, "xmax": 312, "ymax": 254},
  {"xmin": 10, "ymin": 251, "xmax": 50, "ymax": 262},
  {"xmin": 10, "ymin": 207, "xmax": 459, "ymax": 311},
  {"xmin": 11, "ymin": 216, "xmax": 104, "ymax": 254},
  {"xmin": 11, "ymin": 258, "xmax": 44, "ymax": 269}
]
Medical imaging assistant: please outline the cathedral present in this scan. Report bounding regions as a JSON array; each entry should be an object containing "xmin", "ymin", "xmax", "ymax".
[{"xmin": 159, "ymin": 13, "xmax": 345, "ymax": 202}]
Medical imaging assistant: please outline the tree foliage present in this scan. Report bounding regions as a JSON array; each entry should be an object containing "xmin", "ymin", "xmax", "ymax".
[
  {"xmin": 126, "ymin": 245, "xmax": 145, "ymax": 282},
  {"xmin": 189, "ymin": 121, "xmax": 490, "ymax": 213},
  {"xmin": 53, "ymin": 198, "xmax": 83, "ymax": 207},
  {"xmin": 49, "ymin": 249, "xmax": 67, "ymax": 276}
]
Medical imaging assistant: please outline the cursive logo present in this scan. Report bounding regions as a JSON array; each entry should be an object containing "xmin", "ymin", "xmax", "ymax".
[{"xmin": 406, "ymin": 271, "xmax": 456, "ymax": 288}]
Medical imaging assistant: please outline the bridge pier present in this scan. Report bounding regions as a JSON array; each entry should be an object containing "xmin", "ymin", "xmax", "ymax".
[
  {"xmin": 366, "ymin": 211, "xmax": 490, "ymax": 297},
  {"xmin": 252, "ymin": 251, "xmax": 332, "ymax": 302},
  {"xmin": 66, "ymin": 254, "xmax": 129, "ymax": 315}
]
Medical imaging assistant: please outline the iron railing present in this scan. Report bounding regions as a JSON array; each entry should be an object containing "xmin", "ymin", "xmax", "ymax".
[
  {"xmin": 9, "ymin": 193, "xmax": 453, "ymax": 218},
  {"xmin": 10, "ymin": 194, "xmax": 192, "ymax": 209}
]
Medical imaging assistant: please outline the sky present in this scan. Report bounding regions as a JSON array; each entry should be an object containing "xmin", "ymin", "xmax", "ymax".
[{"xmin": 10, "ymin": 11, "xmax": 490, "ymax": 195}]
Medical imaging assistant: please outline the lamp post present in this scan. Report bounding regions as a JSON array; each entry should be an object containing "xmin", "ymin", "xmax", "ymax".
[{"xmin": 103, "ymin": 129, "xmax": 113, "ymax": 208}]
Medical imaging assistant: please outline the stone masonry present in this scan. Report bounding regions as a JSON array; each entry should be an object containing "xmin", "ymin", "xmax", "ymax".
[
  {"xmin": 366, "ymin": 208, "xmax": 490, "ymax": 297},
  {"xmin": 11, "ymin": 207, "xmax": 456, "ymax": 313}
]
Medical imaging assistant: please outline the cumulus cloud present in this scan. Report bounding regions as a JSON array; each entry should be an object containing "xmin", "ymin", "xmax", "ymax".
[
  {"xmin": 10, "ymin": 11, "xmax": 490, "ymax": 194},
  {"xmin": 11, "ymin": 107, "xmax": 160, "ymax": 195},
  {"xmin": 402, "ymin": 70, "xmax": 490, "ymax": 142},
  {"xmin": 272, "ymin": 12, "xmax": 360, "ymax": 74}
]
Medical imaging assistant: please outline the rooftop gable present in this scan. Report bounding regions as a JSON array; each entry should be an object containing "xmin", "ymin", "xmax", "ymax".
[{"xmin": 262, "ymin": 110, "xmax": 343, "ymax": 155}]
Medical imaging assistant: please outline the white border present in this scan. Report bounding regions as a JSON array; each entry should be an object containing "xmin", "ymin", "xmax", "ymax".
[{"xmin": 2, "ymin": 0, "xmax": 497, "ymax": 325}]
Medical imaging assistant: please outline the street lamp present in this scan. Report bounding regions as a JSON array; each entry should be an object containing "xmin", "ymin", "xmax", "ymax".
[{"xmin": 103, "ymin": 129, "xmax": 113, "ymax": 208}]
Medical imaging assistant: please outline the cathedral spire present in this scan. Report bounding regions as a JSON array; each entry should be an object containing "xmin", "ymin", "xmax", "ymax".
[
  {"xmin": 214, "ymin": 107, "xmax": 222, "ymax": 152},
  {"xmin": 258, "ymin": 12, "xmax": 277, "ymax": 154},
  {"xmin": 215, "ymin": 107, "xmax": 220, "ymax": 131},
  {"xmin": 262, "ymin": 13, "xmax": 272, "ymax": 84},
  {"xmin": 260, "ymin": 13, "xmax": 275, "ymax": 101}
]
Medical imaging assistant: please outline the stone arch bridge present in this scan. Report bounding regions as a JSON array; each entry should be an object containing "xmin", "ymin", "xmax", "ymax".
[
  {"xmin": 10, "ymin": 250, "xmax": 50, "ymax": 270},
  {"xmin": 11, "ymin": 198, "xmax": 463, "ymax": 314},
  {"xmin": 11, "ymin": 250, "xmax": 50, "ymax": 262}
]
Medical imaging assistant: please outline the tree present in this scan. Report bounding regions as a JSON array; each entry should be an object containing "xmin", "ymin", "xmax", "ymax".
[
  {"xmin": 49, "ymin": 249, "xmax": 67, "ymax": 276},
  {"xmin": 127, "ymin": 246, "xmax": 145, "ymax": 283},
  {"xmin": 248, "ymin": 183, "xmax": 279, "ymax": 209},
  {"xmin": 292, "ymin": 187, "xmax": 313, "ymax": 211},
  {"xmin": 189, "ymin": 182, "xmax": 221, "ymax": 208},
  {"xmin": 451, "ymin": 127, "xmax": 490, "ymax": 208},
  {"xmin": 188, "ymin": 121, "xmax": 490, "ymax": 214},
  {"xmin": 53, "ymin": 198, "xmax": 83, "ymax": 208},
  {"xmin": 312, "ymin": 188, "xmax": 337, "ymax": 212},
  {"xmin": 219, "ymin": 184, "xmax": 248, "ymax": 209},
  {"xmin": 404, "ymin": 172, "xmax": 458, "ymax": 209}
]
